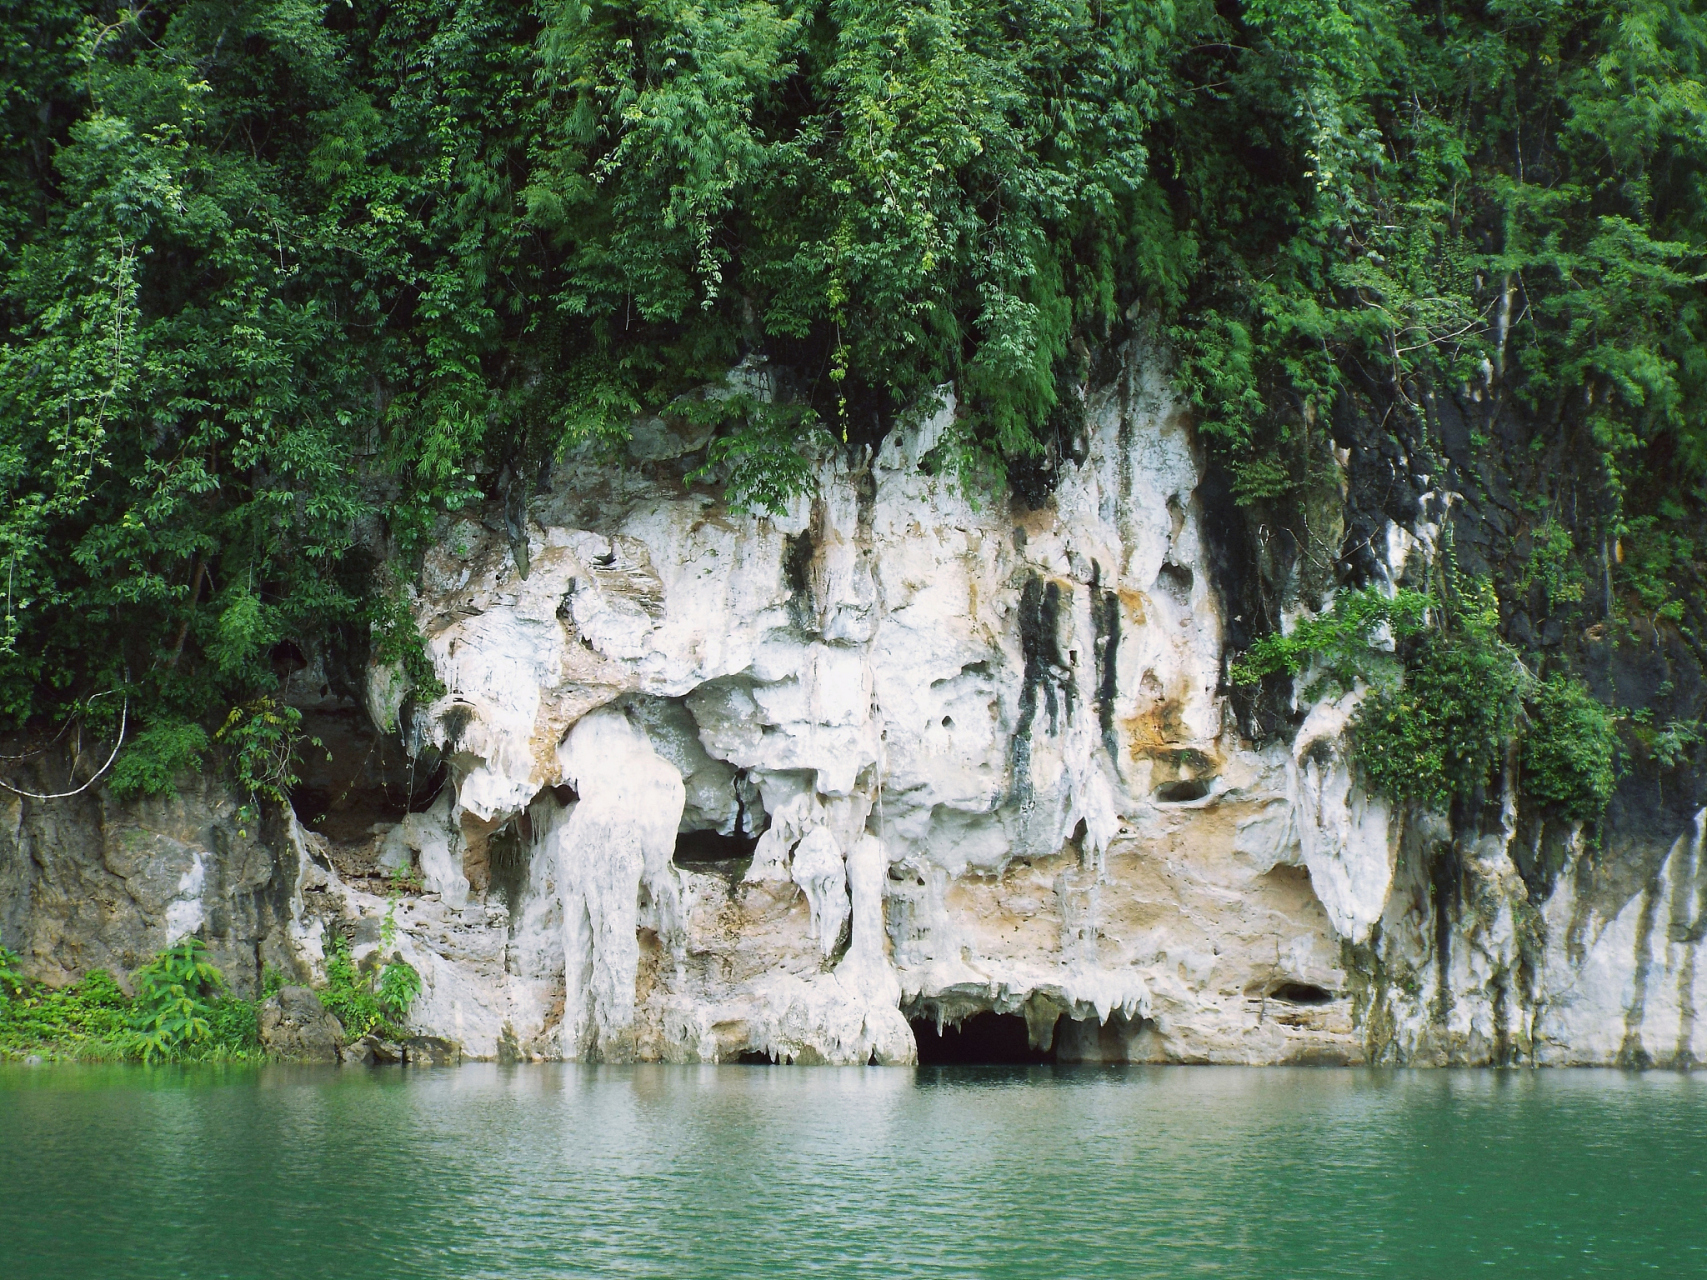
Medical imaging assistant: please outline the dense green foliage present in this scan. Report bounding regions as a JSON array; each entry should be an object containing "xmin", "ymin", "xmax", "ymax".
[
  {"xmin": 1520, "ymin": 674, "xmax": 1621, "ymax": 821},
  {"xmin": 0, "ymin": 0, "xmax": 1702, "ymax": 791},
  {"xmin": 0, "ymin": 926, "xmax": 422, "ymax": 1059},
  {"xmin": 0, "ymin": 938, "xmax": 263, "ymax": 1061},
  {"xmin": 1234, "ymin": 583, "xmax": 1620, "ymax": 817},
  {"xmin": 1353, "ymin": 630, "xmax": 1529, "ymax": 812}
]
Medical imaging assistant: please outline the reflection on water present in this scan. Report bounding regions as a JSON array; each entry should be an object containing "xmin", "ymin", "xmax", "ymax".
[{"xmin": 3, "ymin": 1064, "xmax": 1704, "ymax": 1279}]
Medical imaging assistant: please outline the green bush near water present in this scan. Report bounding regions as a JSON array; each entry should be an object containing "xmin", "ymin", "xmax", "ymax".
[
  {"xmin": 0, "ymin": 938, "xmax": 264, "ymax": 1063},
  {"xmin": 320, "ymin": 923, "xmax": 422, "ymax": 1042},
  {"xmin": 0, "ymin": 927, "xmax": 425, "ymax": 1061}
]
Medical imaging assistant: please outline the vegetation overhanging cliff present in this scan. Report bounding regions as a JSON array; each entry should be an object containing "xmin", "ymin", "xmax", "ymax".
[{"xmin": 1, "ymin": 0, "xmax": 1703, "ymax": 827}]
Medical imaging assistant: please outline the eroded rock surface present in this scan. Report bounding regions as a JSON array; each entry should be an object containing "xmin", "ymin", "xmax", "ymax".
[
  {"xmin": 5, "ymin": 344, "xmax": 1705, "ymax": 1067},
  {"xmin": 0, "ymin": 772, "xmax": 294, "ymax": 994},
  {"xmin": 312, "ymin": 345, "xmax": 1704, "ymax": 1067},
  {"xmin": 259, "ymin": 986, "xmax": 345, "ymax": 1063}
]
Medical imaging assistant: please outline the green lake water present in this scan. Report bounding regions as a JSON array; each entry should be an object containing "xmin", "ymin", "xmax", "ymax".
[{"xmin": 2, "ymin": 1064, "xmax": 1703, "ymax": 1279}]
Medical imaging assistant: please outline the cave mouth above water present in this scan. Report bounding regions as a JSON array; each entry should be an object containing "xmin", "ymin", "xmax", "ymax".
[{"xmin": 910, "ymin": 1012, "xmax": 1055, "ymax": 1065}]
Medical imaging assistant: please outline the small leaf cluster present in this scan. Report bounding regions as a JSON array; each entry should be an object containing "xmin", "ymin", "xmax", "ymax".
[
  {"xmin": 1647, "ymin": 718, "xmax": 1704, "ymax": 771},
  {"xmin": 1230, "ymin": 587, "xmax": 1433, "ymax": 693},
  {"xmin": 108, "ymin": 720, "xmax": 211, "ymax": 799},
  {"xmin": 216, "ymin": 697, "xmax": 316, "ymax": 813},
  {"xmin": 684, "ymin": 397, "xmax": 829, "ymax": 516}
]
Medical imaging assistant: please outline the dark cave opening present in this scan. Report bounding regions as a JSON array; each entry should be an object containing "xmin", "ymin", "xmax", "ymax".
[
  {"xmin": 1154, "ymin": 778, "xmax": 1211, "ymax": 803},
  {"xmin": 1269, "ymin": 982, "xmax": 1335, "ymax": 1006},
  {"xmin": 487, "ymin": 818, "xmax": 532, "ymax": 915},
  {"xmin": 288, "ymin": 725, "xmax": 446, "ymax": 844},
  {"xmin": 672, "ymin": 827, "xmax": 760, "ymax": 871},
  {"xmin": 910, "ymin": 1012, "xmax": 1056, "ymax": 1065}
]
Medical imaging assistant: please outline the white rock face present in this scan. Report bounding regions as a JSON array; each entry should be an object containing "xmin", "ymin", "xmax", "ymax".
[
  {"xmin": 379, "ymin": 792, "xmax": 468, "ymax": 909},
  {"xmin": 1288, "ymin": 694, "xmax": 1396, "ymax": 943},
  {"xmin": 1532, "ymin": 810, "xmax": 1707, "ymax": 1065},
  {"xmin": 790, "ymin": 826, "xmax": 849, "ymax": 956},
  {"xmin": 264, "ymin": 343, "xmax": 1704, "ymax": 1067},
  {"xmin": 550, "ymin": 707, "xmax": 687, "ymax": 1059}
]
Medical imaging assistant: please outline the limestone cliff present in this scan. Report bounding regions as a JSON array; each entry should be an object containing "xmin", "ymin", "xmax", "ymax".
[{"xmin": 4, "ymin": 347, "xmax": 1704, "ymax": 1067}]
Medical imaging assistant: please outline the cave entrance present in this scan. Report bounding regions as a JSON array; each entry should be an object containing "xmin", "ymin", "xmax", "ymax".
[
  {"xmin": 288, "ymin": 721, "xmax": 446, "ymax": 845},
  {"xmin": 910, "ymin": 1012, "xmax": 1056, "ymax": 1065},
  {"xmin": 1269, "ymin": 982, "xmax": 1335, "ymax": 1006},
  {"xmin": 672, "ymin": 827, "xmax": 760, "ymax": 876}
]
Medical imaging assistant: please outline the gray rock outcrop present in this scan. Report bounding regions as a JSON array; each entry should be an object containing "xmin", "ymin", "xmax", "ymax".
[
  {"xmin": 0, "ymin": 771, "xmax": 295, "ymax": 993},
  {"xmin": 258, "ymin": 986, "xmax": 345, "ymax": 1063}
]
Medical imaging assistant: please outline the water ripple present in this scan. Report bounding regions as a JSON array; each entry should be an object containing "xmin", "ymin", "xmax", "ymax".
[{"xmin": 2, "ymin": 1064, "xmax": 1703, "ymax": 1279}]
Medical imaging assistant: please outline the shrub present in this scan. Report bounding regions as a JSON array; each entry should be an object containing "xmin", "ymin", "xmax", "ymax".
[
  {"xmin": 0, "ymin": 940, "xmax": 261, "ymax": 1063},
  {"xmin": 1521, "ymin": 676, "xmax": 1620, "ymax": 824},
  {"xmin": 319, "ymin": 904, "xmax": 422, "ymax": 1041},
  {"xmin": 1230, "ymin": 587, "xmax": 1432, "ymax": 692},
  {"xmin": 216, "ymin": 698, "xmax": 310, "ymax": 809},
  {"xmin": 376, "ymin": 961, "xmax": 423, "ymax": 1024},
  {"xmin": 1235, "ymin": 583, "xmax": 1619, "ymax": 823},
  {"xmin": 0, "ymin": 959, "xmax": 133, "ymax": 1057},
  {"xmin": 109, "ymin": 721, "xmax": 211, "ymax": 799},
  {"xmin": 131, "ymin": 937, "xmax": 232, "ymax": 1062},
  {"xmin": 1351, "ymin": 634, "xmax": 1526, "ymax": 812}
]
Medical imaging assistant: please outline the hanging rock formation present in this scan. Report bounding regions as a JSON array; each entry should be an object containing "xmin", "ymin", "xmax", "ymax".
[
  {"xmin": 4, "ymin": 344, "xmax": 1705, "ymax": 1067},
  {"xmin": 549, "ymin": 707, "xmax": 686, "ymax": 1060}
]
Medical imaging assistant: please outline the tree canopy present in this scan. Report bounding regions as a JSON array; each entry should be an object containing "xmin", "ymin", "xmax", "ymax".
[{"xmin": 2, "ymin": 0, "xmax": 1703, "ymax": 788}]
